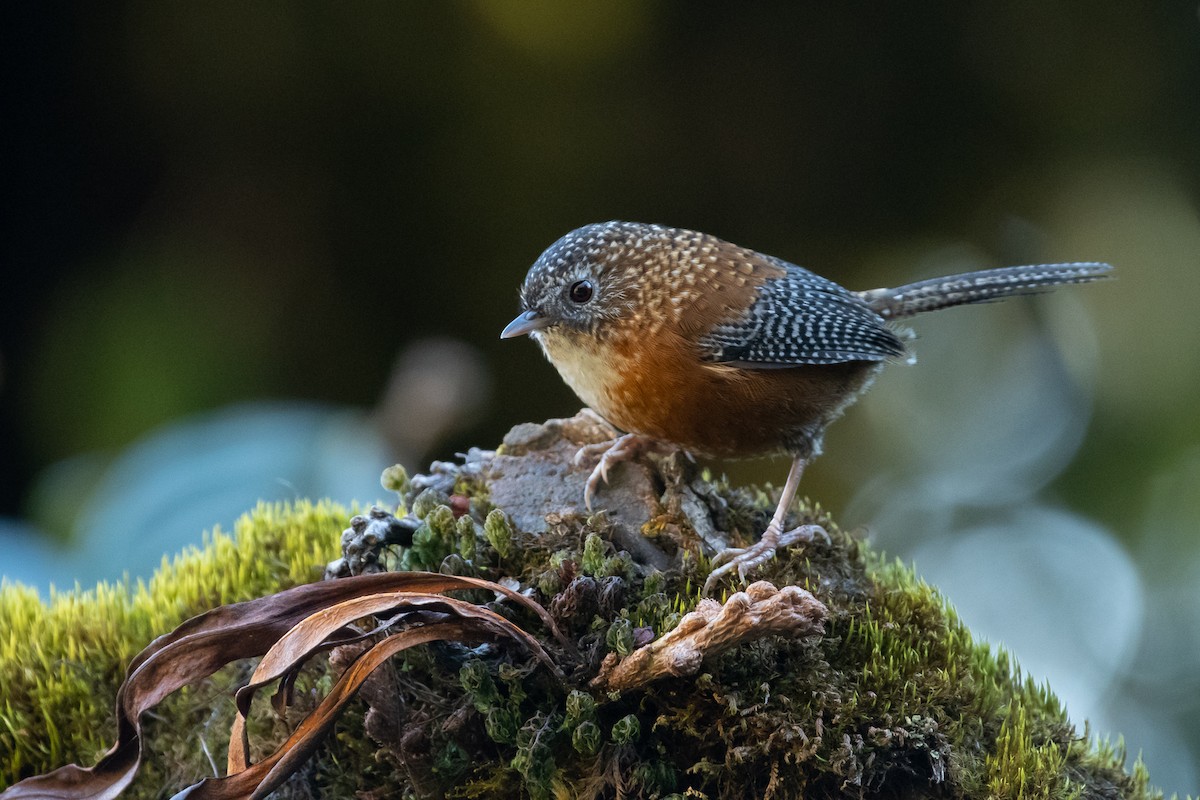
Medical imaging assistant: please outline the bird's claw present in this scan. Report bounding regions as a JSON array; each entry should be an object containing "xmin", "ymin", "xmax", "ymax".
[
  {"xmin": 703, "ymin": 522, "xmax": 828, "ymax": 594},
  {"xmin": 572, "ymin": 440, "xmax": 613, "ymax": 468},
  {"xmin": 574, "ymin": 433, "xmax": 659, "ymax": 512},
  {"xmin": 582, "ymin": 454, "xmax": 617, "ymax": 512}
]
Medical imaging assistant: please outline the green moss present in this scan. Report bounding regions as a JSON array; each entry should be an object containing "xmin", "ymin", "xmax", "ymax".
[
  {"xmin": 405, "ymin": 503, "xmax": 459, "ymax": 571},
  {"xmin": 611, "ymin": 713, "xmax": 641, "ymax": 745},
  {"xmin": 0, "ymin": 500, "xmax": 349, "ymax": 793},
  {"xmin": 484, "ymin": 509, "xmax": 515, "ymax": 560},
  {"xmin": 606, "ymin": 617, "xmax": 635, "ymax": 657},
  {"xmin": 510, "ymin": 712, "xmax": 559, "ymax": 800},
  {"xmin": 456, "ymin": 514, "xmax": 478, "ymax": 561},
  {"xmin": 380, "ymin": 464, "xmax": 410, "ymax": 497},
  {"xmin": 0, "ymin": 473, "xmax": 1173, "ymax": 800},
  {"xmin": 985, "ymin": 703, "xmax": 1072, "ymax": 800}
]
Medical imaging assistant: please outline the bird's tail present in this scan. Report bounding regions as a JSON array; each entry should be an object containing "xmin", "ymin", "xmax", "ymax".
[{"xmin": 856, "ymin": 262, "xmax": 1112, "ymax": 320}]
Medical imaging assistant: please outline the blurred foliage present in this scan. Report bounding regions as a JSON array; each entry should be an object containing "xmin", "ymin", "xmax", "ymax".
[
  {"xmin": 6, "ymin": 3, "xmax": 1197, "ymax": 496},
  {"xmin": 2, "ymin": 2, "xmax": 1198, "ymax": 794}
]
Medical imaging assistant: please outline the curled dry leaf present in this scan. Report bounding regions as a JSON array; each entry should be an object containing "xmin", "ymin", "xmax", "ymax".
[
  {"xmin": 1, "ymin": 572, "xmax": 564, "ymax": 800},
  {"xmin": 225, "ymin": 590, "xmax": 561, "ymax": 776},
  {"xmin": 176, "ymin": 621, "xmax": 494, "ymax": 800}
]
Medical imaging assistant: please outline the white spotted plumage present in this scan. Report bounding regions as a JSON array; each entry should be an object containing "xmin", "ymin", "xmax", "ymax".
[{"xmin": 699, "ymin": 263, "xmax": 905, "ymax": 365}]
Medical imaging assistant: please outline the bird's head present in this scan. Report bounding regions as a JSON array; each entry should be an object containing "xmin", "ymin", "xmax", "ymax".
[{"xmin": 501, "ymin": 221, "xmax": 667, "ymax": 342}]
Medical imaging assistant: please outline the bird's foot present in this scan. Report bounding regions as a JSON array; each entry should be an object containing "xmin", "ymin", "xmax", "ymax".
[
  {"xmin": 573, "ymin": 433, "xmax": 665, "ymax": 512},
  {"xmin": 703, "ymin": 521, "xmax": 829, "ymax": 594}
]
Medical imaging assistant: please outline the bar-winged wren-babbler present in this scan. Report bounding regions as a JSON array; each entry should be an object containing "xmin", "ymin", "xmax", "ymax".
[{"xmin": 501, "ymin": 221, "xmax": 1110, "ymax": 591}]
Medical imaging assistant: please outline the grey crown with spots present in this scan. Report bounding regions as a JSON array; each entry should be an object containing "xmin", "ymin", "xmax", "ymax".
[{"xmin": 524, "ymin": 221, "xmax": 904, "ymax": 366}]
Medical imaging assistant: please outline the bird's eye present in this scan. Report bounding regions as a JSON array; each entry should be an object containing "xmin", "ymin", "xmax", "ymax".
[{"xmin": 568, "ymin": 279, "xmax": 594, "ymax": 304}]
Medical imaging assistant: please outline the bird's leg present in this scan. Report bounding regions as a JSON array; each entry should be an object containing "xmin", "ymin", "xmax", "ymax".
[
  {"xmin": 574, "ymin": 432, "xmax": 666, "ymax": 512},
  {"xmin": 703, "ymin": 455, "xmax": 829, "ymax": 593}
]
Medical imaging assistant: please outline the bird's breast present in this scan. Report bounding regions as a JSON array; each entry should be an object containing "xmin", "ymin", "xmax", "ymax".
[
  {"xmin": 534, "ymin": 328, "xmax": 632, "ymax": 420},
  {"xmin": 535, "ymin": 324, "xmax": 877, "ymax": 459}
]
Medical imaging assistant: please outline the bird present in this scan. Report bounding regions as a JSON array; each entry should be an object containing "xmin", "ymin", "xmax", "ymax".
[{"xmin": 500, "ymin": 221, "xmax": 1111, "ymax": 591}]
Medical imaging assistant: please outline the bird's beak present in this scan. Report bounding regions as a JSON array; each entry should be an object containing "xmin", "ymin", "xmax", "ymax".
[{"xmin": 500, "ymin": 310, "xmax": 552, "ymax": 339}]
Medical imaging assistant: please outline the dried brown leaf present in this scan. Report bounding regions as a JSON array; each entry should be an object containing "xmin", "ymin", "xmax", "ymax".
[
  {"xmin": 177, "ymin": 621, "xmax": 490, "ymax": 800},
  {"xmin": 1, "ymin": 571, "xmax": 563, "ymax": 800},
  {"xmin": 225, "ymin": 590, "xmax": 559, "ymax": 774}
]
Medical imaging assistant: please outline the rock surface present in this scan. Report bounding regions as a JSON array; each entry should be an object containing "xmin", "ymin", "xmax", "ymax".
[{"xmin": 483, "ymin": 411, "xmax": 732, "ymax": 570}]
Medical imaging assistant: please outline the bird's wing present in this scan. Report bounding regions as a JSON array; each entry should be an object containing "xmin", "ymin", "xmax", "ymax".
[{"xmin": 698, "ymin": 258, "xmax": 905, "ymax": 366}]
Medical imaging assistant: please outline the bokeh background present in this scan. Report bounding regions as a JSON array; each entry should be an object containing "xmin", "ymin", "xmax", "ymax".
[{"xmin": 3, "ymin": 3, "xmax": 1198, "ymax": 792}]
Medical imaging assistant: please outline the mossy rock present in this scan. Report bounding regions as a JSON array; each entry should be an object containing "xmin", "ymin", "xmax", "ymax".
[{"xmin": 0, "ymin": 415, "xmax": 1166, "ymax": 799}]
